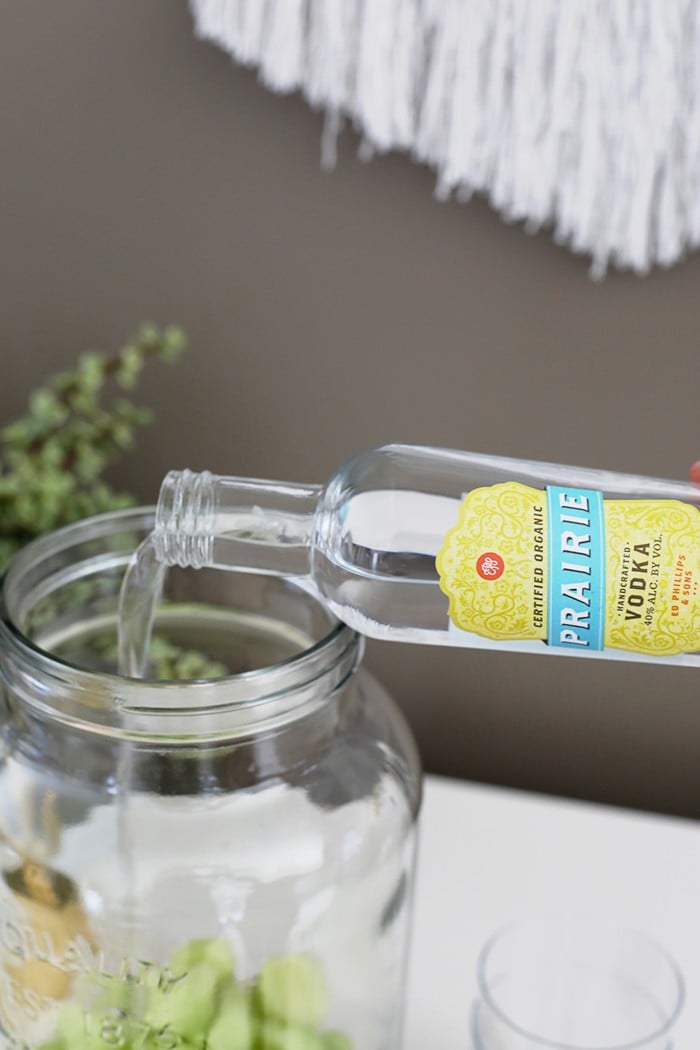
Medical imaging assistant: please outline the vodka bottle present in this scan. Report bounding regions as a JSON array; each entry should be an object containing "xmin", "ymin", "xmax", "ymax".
[{"xmin": 153, "ymin": 444, "xmax": 700, "ymax": 665}]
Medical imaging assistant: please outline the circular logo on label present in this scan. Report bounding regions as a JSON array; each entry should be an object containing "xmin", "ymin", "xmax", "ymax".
[{"xmin": 476, "ymin": 552, "xmax": 505, "ymax": 580}]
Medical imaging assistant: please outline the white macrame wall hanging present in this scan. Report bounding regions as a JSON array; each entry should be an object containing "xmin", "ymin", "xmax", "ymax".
[{"xmin": 191, "ymin": 0, "xmax": 700, "ymax": 277}]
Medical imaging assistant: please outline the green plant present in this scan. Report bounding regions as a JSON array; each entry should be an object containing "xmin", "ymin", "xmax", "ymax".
[
  {"xmin": 0, "ymin": 323, "xmax": 186, "ymax": 570},
  {"xmin": 0, "ymin": 325, "xmax": 229, "ymax": 681}
]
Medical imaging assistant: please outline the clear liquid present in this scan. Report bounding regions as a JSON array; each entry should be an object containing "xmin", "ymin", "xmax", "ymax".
[
  {"xmin": 106, "ymin": 544, "xmax": 413, "ymax": 1049},
  {"xmin": 0, "ymin": 719, "xmax": 415, "ymax": 1050},
  {"xmin": 0, "ymin": 497, "xmax": 418, "ymax": 1049},
  {"xmin": 117, "ymin": 535, "xmax": 166, "ymax": 679},
  {"xmin": 114, "ymin": 537, "xmax": 167, "ymax": 1031},
  {"xmin": 107, "ymin": 532, "xmax": 179, "ymax": 1049}
]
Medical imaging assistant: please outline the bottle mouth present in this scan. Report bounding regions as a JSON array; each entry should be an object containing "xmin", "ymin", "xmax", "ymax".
[
  {"xmin": 154, "ymin": 469, "xmax": 215, "ymax": 569},
  {"xmin": 0, "ymin": 507, "xmax": 360, "ymax": 742}
]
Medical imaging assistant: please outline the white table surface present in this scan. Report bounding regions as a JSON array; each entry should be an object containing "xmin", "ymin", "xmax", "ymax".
[{"xmin": 405, "ymin": 775, "xmax": 700, "ymax": 1047}]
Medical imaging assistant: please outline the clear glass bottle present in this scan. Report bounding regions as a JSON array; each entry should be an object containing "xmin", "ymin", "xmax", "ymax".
[
  {"xmin": 154, "ymin": 443, "xmax": 700, "ymax": 666},
  {"xmin": 0, "ymin": 508, "xmax": 421, "ymax": 1050}
]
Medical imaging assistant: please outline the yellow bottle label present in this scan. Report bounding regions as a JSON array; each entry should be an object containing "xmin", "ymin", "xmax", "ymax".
[{"xmin": 436, "ymin": 481, "xmax": 700, "ymax": 656}]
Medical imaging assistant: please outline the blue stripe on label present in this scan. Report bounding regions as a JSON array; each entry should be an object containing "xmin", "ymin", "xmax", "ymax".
[{"xmin": 546, "ymin": 485, "xmax": 605, "ymax": 650}]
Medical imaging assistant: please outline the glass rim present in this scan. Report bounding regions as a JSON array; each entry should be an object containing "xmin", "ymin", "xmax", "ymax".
[
  {"xmin": 475, "ymin": 917, "xmax": 686, "ymax": 1050},
  {"xmin": 0, "ymin": 506, "xmax": 361, "ymax": 739}
]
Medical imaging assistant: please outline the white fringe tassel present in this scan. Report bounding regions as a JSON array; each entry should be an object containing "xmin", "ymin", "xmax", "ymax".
[{"xmin": 191, "ymin": 0, "xmax": 700, "ymax": 276}]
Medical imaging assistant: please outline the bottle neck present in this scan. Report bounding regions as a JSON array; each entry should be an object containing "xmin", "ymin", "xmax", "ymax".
[{"xmin": 154, "ymin": 470, "xmax": 321, "ymax": 576}]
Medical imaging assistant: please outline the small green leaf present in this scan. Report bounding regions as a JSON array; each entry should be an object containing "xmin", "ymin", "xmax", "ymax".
[
  {"xmin": 161, "ymin": 325, "xmax": 187, "ymax": 361},
  {"xmin": 76, "ymin": 352, "xmax": 106, "ymax": 393}
]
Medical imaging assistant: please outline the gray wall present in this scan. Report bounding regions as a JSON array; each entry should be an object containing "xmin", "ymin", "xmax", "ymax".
[{"xmin": 2, "ymin": 1, "xmax": 699, "ymax": 817}]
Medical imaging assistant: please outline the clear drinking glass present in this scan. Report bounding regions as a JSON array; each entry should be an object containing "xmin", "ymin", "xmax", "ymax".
[
  {"xmin": 472, "ymin": 917, "xmax": 685, "ymax": 1050},
  {"xmin": 0, "ymin": 508, "xmax": 421, "ymax": 1050}
]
